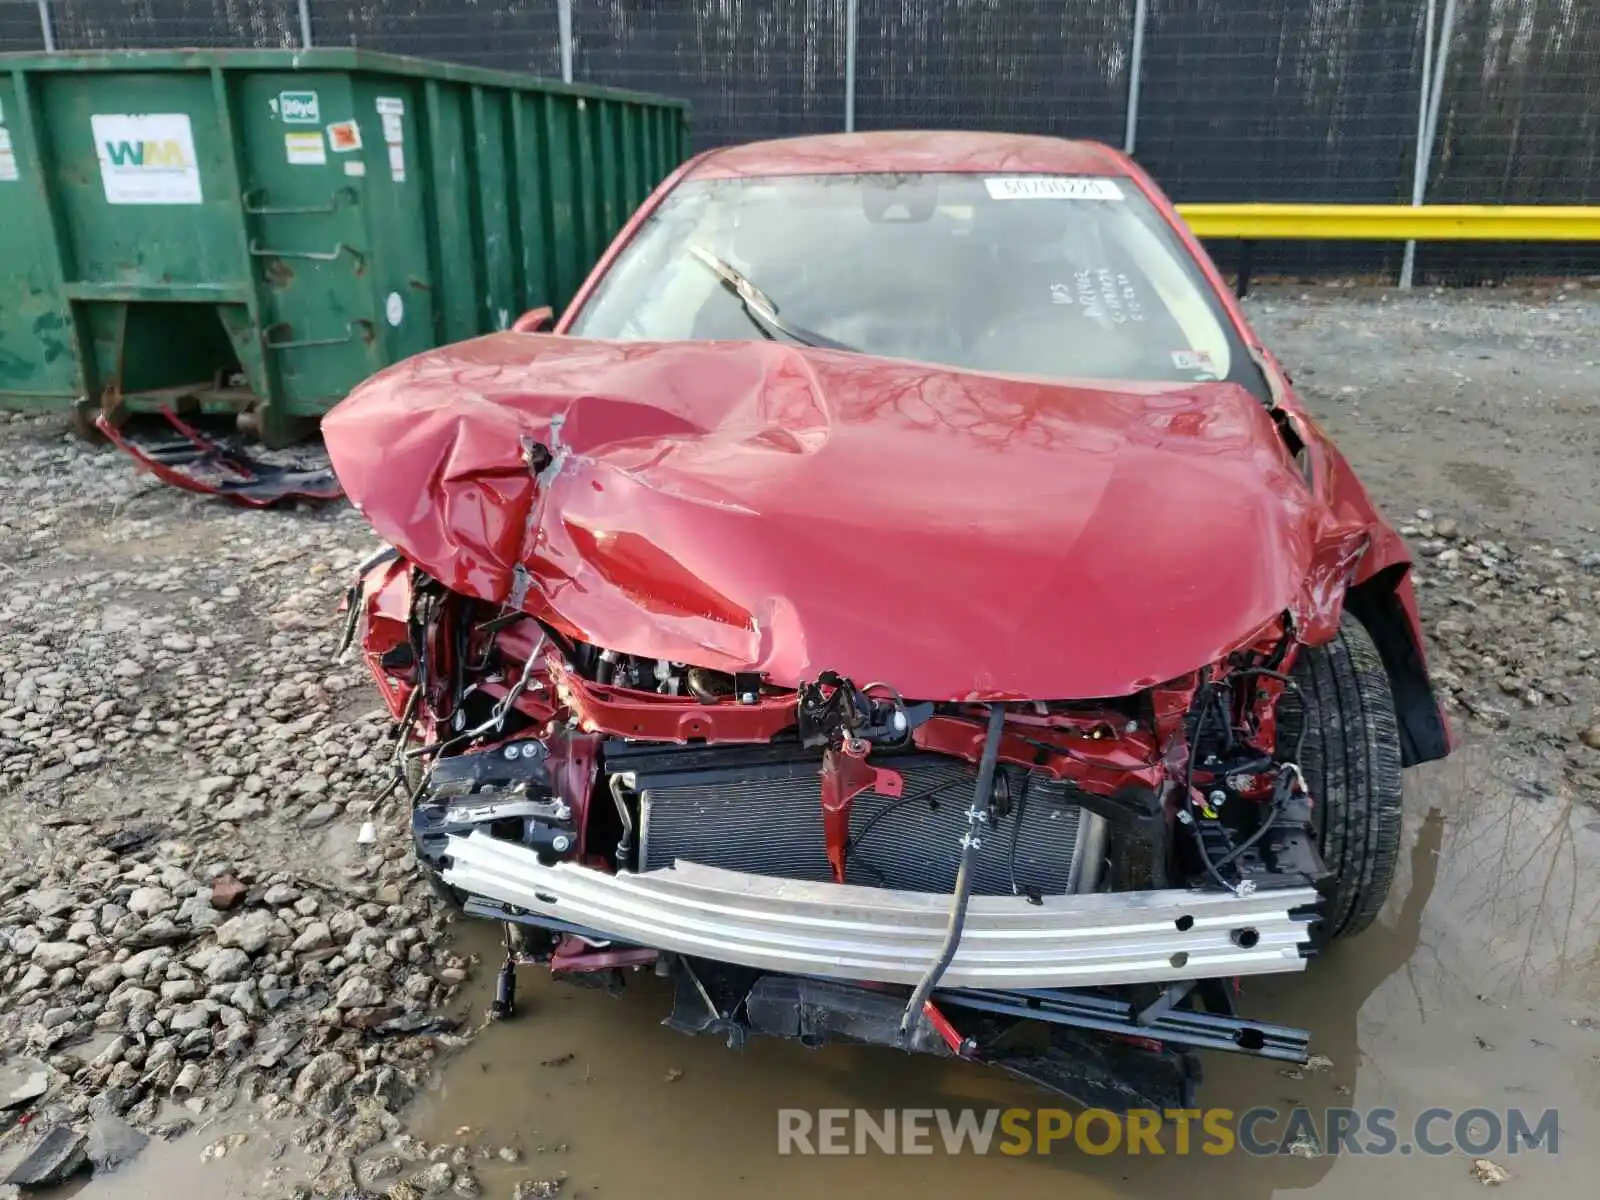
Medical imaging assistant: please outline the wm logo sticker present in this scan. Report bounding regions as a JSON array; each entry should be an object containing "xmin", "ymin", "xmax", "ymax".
[
  {"xmin": 280, "ymin": 91, "xmax": 321, "ymax": 124},
  {"xmin": 103, "ymin": 139, "xmax": 189, "ymax": 168}
]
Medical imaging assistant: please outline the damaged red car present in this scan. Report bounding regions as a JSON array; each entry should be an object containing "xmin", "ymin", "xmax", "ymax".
[{"xmin": 326, "ymin": 132, "xmax": 1450, "ymax": 1111}]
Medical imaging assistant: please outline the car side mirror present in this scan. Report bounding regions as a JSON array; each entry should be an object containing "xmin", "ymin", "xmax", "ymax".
[{"xmin": 511, "ymin": 306, "xmax": 554, "ymax": 333}]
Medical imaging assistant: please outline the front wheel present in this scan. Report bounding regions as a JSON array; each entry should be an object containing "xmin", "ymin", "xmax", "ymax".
[{"xmin": 1277, "ymin": 615, "xmax": 1404, "ymax": 941}]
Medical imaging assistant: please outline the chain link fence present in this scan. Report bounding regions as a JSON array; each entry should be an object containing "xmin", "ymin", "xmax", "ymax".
[
  {"xmin": 4, "ymin": 0, "xmax": 1598, "ymax": 280},
  {"xmin": 38, "ymin": 0, "xmax": 302, "ymax": 49},
  {"xmin": 571, "ymin": 0, "xmax": 847, "ymax": 145},
  {"xmin": 0, "ymin": 1, "xmax": 47, "ymax": 52},
  {"xmin": 852, "ymin": 1, "xmax": 1129, "ymax": 145},
  {"xmin": 314, "ymin": 1, "xmax": 560, "ymax": 75}
]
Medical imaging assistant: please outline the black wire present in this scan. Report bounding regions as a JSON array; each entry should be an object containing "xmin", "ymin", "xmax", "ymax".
[
  {"xmin": 1231, "ymin": 666, "xmax": 1308, "ymax": 766},
  {"xmin": 1007, "ymin": 785, "xmax": 1029, "ymax": 897},
  {"xmin": 1232, "ymin": 667, "xmax": 1297, "ymax": 683},
  {"xmin": 843, "ymin": 778, "xmax": 968, "ymax": 877},
  {"xmin": 451, "ymin": 607, "xmax": 470, "ymax": 719},
  {"xmin": 851, "ymin": 858, "xmax": 889, "ymax": 887},
  {"xmin": 1211, "ymin": 788, "xmax": 1288, "ymax": 871},
  {"xmin": 1184, "ymin": 670, "xmax": 1307, "ymax": 889},
  {"xmin": 1184, "ymin": 678, "xmax": 1213, "ymax": 803},
  {"xmin": 1184, "ymin": 681, "xmax": 1238, "ymax": 893}
]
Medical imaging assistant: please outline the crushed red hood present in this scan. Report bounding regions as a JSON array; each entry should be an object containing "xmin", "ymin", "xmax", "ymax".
[{"xmin": 325, "ymin": 335, "xmax": 1366, "ymax": 700}]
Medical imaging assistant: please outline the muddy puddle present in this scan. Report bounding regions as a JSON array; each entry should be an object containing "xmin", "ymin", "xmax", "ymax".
[{"xmin": 73, "ymin": 742, "xmax": 1600, "ymax": 1199}]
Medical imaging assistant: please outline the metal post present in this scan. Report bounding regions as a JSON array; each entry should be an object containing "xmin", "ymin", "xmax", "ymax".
[
  {"xmin": 1400, "ymin": 0, "xmax": 1437, "ymax": 288},
  {"xmin": 558, "ymin": 0, "xmax": 573, "ymax": 84},
  {"xmin": 37, "ymin": 0, "xmax": 55, "ymax": 52},
  {"xmin": 1123, "ymin": 0, "xmax": 1148, "ymax": 154},
  {"xmin": 1401, "ymin": 0, "xmax": 1455, "ymax": 289},
  {"xmin": 296, "ymin": 0, "xmax": 313, "ymax": 48},
  {"xmin": 844, "ymin": 0, "xmax": 857, "ymax": 132}
]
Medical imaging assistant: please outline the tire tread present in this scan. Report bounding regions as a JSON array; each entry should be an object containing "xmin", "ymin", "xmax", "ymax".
[{"xmin": 1283, "ymin": 615, "xmax": 1403, "ymax": 939}]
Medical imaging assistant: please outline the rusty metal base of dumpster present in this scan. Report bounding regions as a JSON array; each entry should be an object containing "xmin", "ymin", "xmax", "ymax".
[{"xmin": 95, "ymin": 409, "xmax": 343, "ymax": 508}]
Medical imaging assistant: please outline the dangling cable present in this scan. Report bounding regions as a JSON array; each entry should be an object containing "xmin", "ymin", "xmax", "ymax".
[{"xmin": 899, "ymin": 702, "xmax": 1006, "ymax": 1044}]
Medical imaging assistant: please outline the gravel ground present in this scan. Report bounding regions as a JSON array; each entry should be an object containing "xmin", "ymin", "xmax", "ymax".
[
  {"xmin": 1249, "ymin": 285, "xmax": 1600, "ymax": 785},
  {"xmin": 0, "ymin": 430, "xmax": 481, "ymax": 1196},
  {"xmin": 0, "ymin": 286, "xmax": 1598, "ymax": 1198}
]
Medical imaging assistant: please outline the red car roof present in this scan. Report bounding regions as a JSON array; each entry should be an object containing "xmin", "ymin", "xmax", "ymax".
[{"xmin": 685, "ymin": 131, "xmax": 1134, "ymax": 180}]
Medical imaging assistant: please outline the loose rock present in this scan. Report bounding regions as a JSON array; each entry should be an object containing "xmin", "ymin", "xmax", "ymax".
[
  {"xmin": 30, "ymin": 941, "xmax": 88, "ymax": 970},
  {"xmin": 1470, "ymin": 1158, "xmax": 1511, "ymax": 1185},
  {"xmin": 210, "ymin": 875, "xmax": 249, "ymax": 911},
  {"xmin": 1, "ymin": 1127, "xmax": 88, "ymax": 1188},
  {"xmin": 293, "ymin": 1052, "xmax": 357, "ymax": 1103},
  {"xmin": 215, "ymin": 910, "xmax": 276, "ymax": 954}
]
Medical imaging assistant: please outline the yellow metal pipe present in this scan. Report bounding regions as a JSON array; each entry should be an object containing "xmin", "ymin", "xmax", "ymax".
[{"xmin": 1174, "ymin": 203, "xmax": 1600, "ymax": 241}]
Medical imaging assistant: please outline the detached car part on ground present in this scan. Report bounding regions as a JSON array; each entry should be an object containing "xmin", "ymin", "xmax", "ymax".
[
  {"xmin": 325, "ymin": 133, "xmax": 1450, "ymax": 1112},
  {"xmin": 96, "ymin": 409, "xmax": 343, "ymax": 507}
]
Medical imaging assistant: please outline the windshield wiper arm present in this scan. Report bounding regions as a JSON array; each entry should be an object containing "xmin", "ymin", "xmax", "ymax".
[{"xmin": 687, "ymin": 244, "xmax": 859, "ymax": 354}]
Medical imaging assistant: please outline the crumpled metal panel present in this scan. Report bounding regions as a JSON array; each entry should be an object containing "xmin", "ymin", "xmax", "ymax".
[
  {"xmin": 442, "ymin": 831, "xmax": 1317, "ymax": 989},
  {"xmin": 325, "ymin": 334, "xmax": 1375, "ymax": 701}
]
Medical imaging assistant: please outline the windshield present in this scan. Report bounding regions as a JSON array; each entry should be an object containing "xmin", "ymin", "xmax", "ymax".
[{"xmin": 568, "ymin": 172, "xmax": 1264, "ymax": 397}]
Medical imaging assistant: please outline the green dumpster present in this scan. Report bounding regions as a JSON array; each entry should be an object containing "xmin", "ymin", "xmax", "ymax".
[{"xmin": 0, "ymin": 49, "xmax": 690, "ymax": 444}]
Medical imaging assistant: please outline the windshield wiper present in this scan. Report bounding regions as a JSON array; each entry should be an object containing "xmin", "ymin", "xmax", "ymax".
[{"xmin": 687, "ymin": 244, "xmax": 859, "ymax": 354}]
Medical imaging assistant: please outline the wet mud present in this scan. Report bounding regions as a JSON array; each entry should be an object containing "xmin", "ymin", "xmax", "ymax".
[{"xmin": 392, "ymin": 746, "xmax": 1600, "ymax": 1198}]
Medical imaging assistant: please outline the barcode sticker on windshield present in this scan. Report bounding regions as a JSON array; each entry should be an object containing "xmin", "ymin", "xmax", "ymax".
[{"xmin": 984, "ymin": 176, "xmax": 1124, "ymax": 201}]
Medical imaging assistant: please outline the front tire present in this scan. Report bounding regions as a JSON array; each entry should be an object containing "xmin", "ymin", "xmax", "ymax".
[{"xmin": 1278, "ymin": 615, "xmax": 1404, "ymax": 940}]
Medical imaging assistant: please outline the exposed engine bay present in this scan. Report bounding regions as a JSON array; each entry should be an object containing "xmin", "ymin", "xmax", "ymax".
[
  {"xmin": 340, "ymin": 546, "xmax": 1340, "ymax": 1110},
  {"xmin": 348, "ymin": 551, "xmax": 1327, "ymax": 900}
]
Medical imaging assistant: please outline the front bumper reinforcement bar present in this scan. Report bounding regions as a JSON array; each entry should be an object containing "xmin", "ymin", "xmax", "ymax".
[
  {"xmin": 442, "ymin": 831, "xmax": 1318, "ymax": 989},
  {"xmin": 938, "ymin": 987, "xmax": 1311, "ymax": 1062}
]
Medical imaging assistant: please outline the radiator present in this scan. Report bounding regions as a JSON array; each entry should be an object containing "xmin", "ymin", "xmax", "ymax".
[{"xmin": 618, "ymin": 745, "xmax": 1102, "ymax": 897}]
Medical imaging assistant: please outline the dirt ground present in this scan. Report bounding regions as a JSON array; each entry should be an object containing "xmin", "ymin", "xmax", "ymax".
[
  {"xmin": 5, "ymin": 286, "xmax": 1599, "ymax": 1200},
  {"xmin": 1251, "ymin": 283, "xmax": 1600, "ymax": 546}
]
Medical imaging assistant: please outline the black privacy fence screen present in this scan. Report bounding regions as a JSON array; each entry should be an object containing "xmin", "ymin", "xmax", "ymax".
[{"xmin": 7, "ymin": 0, "xmax": 1599, "ymax": 281}]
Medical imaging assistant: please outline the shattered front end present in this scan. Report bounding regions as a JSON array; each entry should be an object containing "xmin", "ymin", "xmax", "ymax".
[
  {"xmin": 321, "ymin": 335, "xmax": 1439, "ymax": 1110},
  {"xmin": 341, "ymin": 551, "xmax": 1329, "ymax": 1111}
]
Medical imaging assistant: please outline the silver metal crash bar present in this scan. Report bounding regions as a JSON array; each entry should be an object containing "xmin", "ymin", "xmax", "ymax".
[{"xmin": 443, "ymin": 833, "xmax": 1317, "ymax": 990}]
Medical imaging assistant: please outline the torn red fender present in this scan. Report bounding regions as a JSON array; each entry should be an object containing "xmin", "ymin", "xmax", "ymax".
[{"xmin": 96, "ymin": 410, "xmax": 343, "ymax": 508}]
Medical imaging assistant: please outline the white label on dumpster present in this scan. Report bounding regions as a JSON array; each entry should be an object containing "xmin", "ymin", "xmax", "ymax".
[
  {"xmin": 92, "ymin": 114, "xmax": 203, "ymax": 205},
  {"xmin": 280, "ymin": 91, "xmax": 321, "ymax": 124},
  {"xmin": 375, "ymin": 96, "xmax": 405, "ymax": 116},
  {"xmin": 385, "ymin": 292, "xmax": 404, "ymax": 327},
  {"xmin": 380, "ymin": 112, "xmax": 403, "ymax": 144},
  {"xmin": 387, "ymin": 143, "xmax": 406, "ymax": 182},
  {"xmin": 0, "ymin": 148, "xmax": 16, "ymax": 183},
  {"xmin": 285, "ymin": 131, "xmax": 327, "ymax": 165},
  {"xmin": 983, "ymin": 176, "xmax": 1124, "ymax": 202}
]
